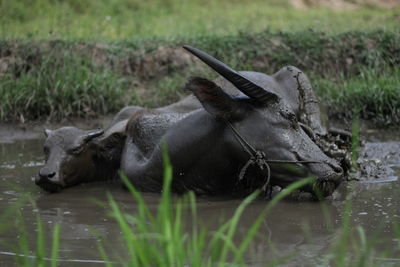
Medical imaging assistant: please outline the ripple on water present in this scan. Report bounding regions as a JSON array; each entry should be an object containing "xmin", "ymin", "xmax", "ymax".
[
  {"xmin": 8, "ymin": 198, "xmax": 18, "ymax": 203},
  {"xmin": 0, "ymin": 164, "xmax": 16, "ymax": 169},
  {"xmin": 22, "ymin": 161, "xmax": 44, "ymax": 167},
  {"xmin": 3, "ymin": 190, "xmax": 17, "ymax": 195}
]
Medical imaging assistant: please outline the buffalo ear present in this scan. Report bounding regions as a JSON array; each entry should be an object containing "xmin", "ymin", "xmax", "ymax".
[
  {"xmin": 44, "ymin": 129, "xmax": 52, "ymax": 137},
  {"xmin": 82, "ymin": 129, "xmax": 104, "ymax": 144},
  {"xmin": 97, "ymin": 132, "xmax": 127, "ymax": 151},
  {"xmin": 186, "ymin": 77, "xmax": 244, "ymax": 120}
]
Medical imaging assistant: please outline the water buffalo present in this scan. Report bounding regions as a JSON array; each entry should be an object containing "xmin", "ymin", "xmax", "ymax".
[
  {"xmin": 120, "ymin": 46, "xmax": 345, "ymax": 197},
  {"xmin": 37, "ymin": 46, "xmax": 349, "ymax": 196},
  {"xmin": 36, "ymin": 98, "xmax": 201, "ymax": 192},
  {"xmin": 37, "ymin": 121, "xmax": 126, "ymax": 192}
]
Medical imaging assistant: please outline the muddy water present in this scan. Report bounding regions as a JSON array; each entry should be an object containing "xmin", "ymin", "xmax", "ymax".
[{"xmin": 0, "ymin": 130, "xmax": 399, "ymax": 266}]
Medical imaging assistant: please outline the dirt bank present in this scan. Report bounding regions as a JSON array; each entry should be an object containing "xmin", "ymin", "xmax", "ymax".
[{"xmin": 291, "ymin": 0, "xmax": 400, "ymax": 10}]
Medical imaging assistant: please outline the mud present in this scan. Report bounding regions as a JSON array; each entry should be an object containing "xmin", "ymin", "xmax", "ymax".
[{"xmin": 0, "ymin": 126, "xmax": 399, "ymax": 266}]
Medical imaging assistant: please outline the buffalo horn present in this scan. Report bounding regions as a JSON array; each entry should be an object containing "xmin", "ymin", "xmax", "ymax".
[
  {"xmin": 183, "ymin": 45, "xmax": 278, "ymax": 103},
  {"xmin": 83, "ymin": 129, "xmax": 104, "ymax": 143}
]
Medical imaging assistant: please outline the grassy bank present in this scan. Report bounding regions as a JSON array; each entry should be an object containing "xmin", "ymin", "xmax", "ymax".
[
  {"xmin": 1, "ymin": 0, "xmax": 399, "ymax": 40},
  {"xmin": 314, "ymin": 67, "xmax": 400, "ymax": 125},
  {"xmin": 1, "ymin": 30, "xmax": 399, "ymax": 125}
]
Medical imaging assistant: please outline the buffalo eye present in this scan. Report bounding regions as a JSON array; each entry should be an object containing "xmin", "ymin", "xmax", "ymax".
[
  {"xmin": 281, "ymin": 110, "xmax": 299, "ymax": 128},
  {"xmin": 288, "ymin": 112, "xmax": 298, "ymax": 124}
]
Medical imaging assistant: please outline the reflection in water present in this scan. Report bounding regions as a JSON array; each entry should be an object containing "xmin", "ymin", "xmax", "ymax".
[{"xmin": 0, "ymin": 137, "xmax": 400, "ymax": 266}]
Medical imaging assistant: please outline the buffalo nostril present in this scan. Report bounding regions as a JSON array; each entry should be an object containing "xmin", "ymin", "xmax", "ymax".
[
  {"xmin": 334, "ymin": 166, "xmax": 343, "ymax": 175},
  {"xmin": 39, "ymin": 170, "xmax": 56, "ymax": 179}
]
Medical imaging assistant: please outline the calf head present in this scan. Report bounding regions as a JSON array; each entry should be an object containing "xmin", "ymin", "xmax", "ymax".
[
  {"xmin": 37, "ymin": 127, "xmax": 125, "ymax": 192},
  {"xmin": 184, "ymin": 46, "xmax": 344, "ymax": 197}
]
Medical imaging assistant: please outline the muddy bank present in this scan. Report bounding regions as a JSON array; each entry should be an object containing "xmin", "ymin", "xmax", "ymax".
[{"xmin": 356, "ymin": 135, "xmax": 400, "ymax": 182}]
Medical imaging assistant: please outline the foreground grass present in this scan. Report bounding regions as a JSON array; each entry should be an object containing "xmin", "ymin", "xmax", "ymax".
[
  {"xmin": 1, "ymin": 0, "xmax": 399, "ymax": 40},
  {"xmin": 96, "ymin": 148, "xmax": 313, "ymax": 266},
  {"xmin": 4, "ymin": 146, "xmax": 316, "ymax": 266},
  {"xmin": 97, "ymin": 157, "xmax": 304, "ymax": 266},
  {"xmin": 2, "ymin": 149, "xmax": 399, "ymax": 266}
]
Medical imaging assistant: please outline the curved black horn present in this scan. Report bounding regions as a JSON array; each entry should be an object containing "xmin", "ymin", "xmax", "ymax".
[{"xmin": 183, "ymin": 45, "xmax": 279, "ymax": 103}]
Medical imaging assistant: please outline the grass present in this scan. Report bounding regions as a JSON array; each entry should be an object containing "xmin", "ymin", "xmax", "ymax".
[
  {"xmin": 0, "ymin": 1, "xmax": 399, "ymax": 124},
  {"xmin": 15, "ymin": 214, "xmax": 61, "ymax": 266},
  {"xmin": 313, "ymin": 67, "xmax": 400, "ymax": 125},
  {"xmin": 1, "ymin": 30, "xmax": 399, "ymax": 124},
  {"xmin": 0, "ymin": 198, "xmax": 61, "ymax": 266},
  {"xmin": 0, "ymin": 45, "xmax": 132, "ymax": 121},
  {"xmin": 0, "ymin": 0, "xmax": 399, "ymax": 40},
  {"xmin": 327, "ymin": 200, "xmax": 400, "ymax": 267}
]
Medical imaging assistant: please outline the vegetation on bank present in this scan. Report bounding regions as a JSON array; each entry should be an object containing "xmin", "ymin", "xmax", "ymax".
[
  {"xmin": 314, "ymin": 67, "xmax": 400, "ymax": 125},
  {"xmin": 1, "ymin": 0, "xmax": 399, "ymax": 40},
  {"xmin": 0, "ymin": 30, "xmax": 399, "ymax": 125}
]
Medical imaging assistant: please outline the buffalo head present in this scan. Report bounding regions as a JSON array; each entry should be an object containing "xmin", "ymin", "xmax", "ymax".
[{"xmin": 36, "ymin": 126, "xmax": 125, "ymax": 192}]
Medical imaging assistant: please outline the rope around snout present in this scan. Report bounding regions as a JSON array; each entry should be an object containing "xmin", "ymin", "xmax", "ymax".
[
  {"xmin": 226, "ymin": 121, "xmax": 322, "ymax": 192},
  {"xmin": 238, "ymin": 150, "xmax": 271, "ymax": 191}
]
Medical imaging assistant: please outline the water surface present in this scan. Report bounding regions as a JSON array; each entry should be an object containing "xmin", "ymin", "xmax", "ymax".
[{"xmin": 0, "ymin": 131, "xmax": 399, "ymax": 266}]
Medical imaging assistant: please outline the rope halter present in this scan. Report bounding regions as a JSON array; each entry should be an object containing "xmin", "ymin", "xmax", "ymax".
[{"xmin": 225, "ymin": 121, "xmax": 322, "ymax": 192}]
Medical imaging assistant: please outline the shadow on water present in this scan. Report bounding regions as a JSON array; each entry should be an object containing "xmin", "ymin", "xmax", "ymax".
[{"xmin": 0, "ymin": 130, "xmax": 399, "ymax": 266}]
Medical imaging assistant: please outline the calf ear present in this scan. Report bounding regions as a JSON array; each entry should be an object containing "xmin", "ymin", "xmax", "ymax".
[
  {"xmin": 82, "ymin": 129, "xmax": 104, "ymax": 143},
  {"xmin": 44, "ymin": 129, "xmax": 52, "ymax": 137},
  {"xmin": 186, "ymin": 77, "xmax": 244, "ymax": 120}
]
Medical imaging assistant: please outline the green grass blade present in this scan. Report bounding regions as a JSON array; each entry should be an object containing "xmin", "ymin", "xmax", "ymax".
[
  {"xmin": 216, "ymin": 191, "xmax": 259, "ymax": 265},
  {"xmin": 394, "ymin": 223, "xmax": 400, "ymax": 249},
  {"xmin": 332, "ymin": 199, "xmax": 352, "ymax": 267},
  {"xmin": 51, "ymin": 224, "xmax": 60, "ymax": 267},
  {"xmin": 107, "ymin": 194, "xmax": 140, "ymax": 265},
  {"xmin": 234, "ymin": 177, "xmax": 315, "ymax": 262},
  {"xmin": 119, "ymin": 172, "xmax": 154, "ymax": 223},
  {"xmin": 16, "ymin": 212, "xmax": 30, "ymax": 266},
  {"xmin": 97, "ymin": 242, "xmax": 114, "ymax": 267},
  {"xmin": 36, "ymin": 212, "xmax": 45, "ymax": 267}
]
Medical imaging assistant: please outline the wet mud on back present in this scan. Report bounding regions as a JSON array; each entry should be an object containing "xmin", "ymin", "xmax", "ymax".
[{"xmin": 0, "ymin": 129, "xmax": 399, "ymax": 266}]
